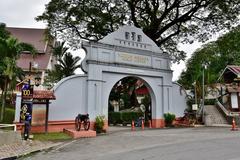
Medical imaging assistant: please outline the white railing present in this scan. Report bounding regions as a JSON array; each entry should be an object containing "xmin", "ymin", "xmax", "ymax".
[
  {"xmin": 216, "ymin": 100, "xmax": 240, "ymax": 117},
  {"xmin": 0, "ymin": 124, "xmax": 17, "ymax": 131},
  {"xmin": 216, "ymin": 101, "xmax": 230, "ymax": 115}
]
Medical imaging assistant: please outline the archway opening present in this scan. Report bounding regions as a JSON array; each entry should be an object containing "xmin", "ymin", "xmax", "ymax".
[{"xmin": 108, "ymin": 76, "xmax": 152, "ymax": 127}]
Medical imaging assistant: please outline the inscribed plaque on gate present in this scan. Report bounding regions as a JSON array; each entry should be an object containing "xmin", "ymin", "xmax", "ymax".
[{"xmin": 116, "ymin": 52, "xmax": 151, "ymax": 67}]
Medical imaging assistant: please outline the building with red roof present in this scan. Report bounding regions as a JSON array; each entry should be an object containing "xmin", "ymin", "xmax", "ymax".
[
  {"xmin": 217, "ymin": 65, "xmax": 240, "ymax": 112},
  {"xmin": 218, "ymin": 65, "xmax": 240, "ymax": 83},
  {"xmin": 7, "ymin": 27, "xmax": 56, "ymax": 90}
]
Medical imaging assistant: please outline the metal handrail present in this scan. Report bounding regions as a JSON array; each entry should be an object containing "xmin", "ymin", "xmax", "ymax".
[
  {"xmin": 0, "ymin": 124, "xmax": 17, "ymax": 131},
  {"xmin": 196, "ymin": 99, "xmax": 203, "ymax": 117}
]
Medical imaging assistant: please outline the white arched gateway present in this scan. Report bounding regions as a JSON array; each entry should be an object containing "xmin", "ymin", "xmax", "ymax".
[{"xmin": 47, "ymin": 25, "xmax": 187, "ymax": 131}]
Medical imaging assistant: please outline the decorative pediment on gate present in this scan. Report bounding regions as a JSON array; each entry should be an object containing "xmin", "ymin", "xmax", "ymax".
[
  {"xmin": 99, "ymin": 25, "xmax": 162, "ymax": 54},
  {"xmin": 81, "ymin": 25, "xmax": 170, "ymax": 73}
]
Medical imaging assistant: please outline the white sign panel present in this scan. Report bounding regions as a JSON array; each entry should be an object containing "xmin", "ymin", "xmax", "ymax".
[
  {"xmin": 116, "ymin": 52, "xmax": 151, "ymax": 67},
  {"xmin": 231, "ymin": 93, "xmax": 238, "ymax": 109},
  {"xmin": 192, "ymin": 104, "xmax": 198, "ymax": 111}
]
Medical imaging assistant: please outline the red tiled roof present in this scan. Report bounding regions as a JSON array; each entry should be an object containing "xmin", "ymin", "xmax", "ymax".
[
  {"xmin": 6, "ymin": 27, "xmax": 50, "ymax": 53},
  {"xmin": 17, "ymin": 53, "xmax": 51, "ymax": 70},
  {"xmin": 218, "ymin": 65, "xmax": 240, "ymax": 82},
  {"xmin": 136, "ymin": 86, "xmax": 149, "ymax": 95},
  {"xmin": 226, "ymin": 65, "xmax": 240, "ymax": 75},
  {"xmin": 227, "ymin": 86, "xmax": 240, "ymax": 93},
  {"xmin": 33, "ymin": 90, "xmax": 56, "ymax": 100}
]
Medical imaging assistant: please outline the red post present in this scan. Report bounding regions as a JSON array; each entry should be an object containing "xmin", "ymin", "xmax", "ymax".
[
  {"xmin": 141, "ymin": 119, "xmax": 144, "ymax": 130},
  {"xmin": 149, "ymin": 120, "xmax": 152, "ymax": 129},
  {"xmin": 131, "ymin": 120, "xmax": 135, "ymax": 131},
  {"xmin": 231, "ymin": 118, "xmax": 238, "ymax": 131}
]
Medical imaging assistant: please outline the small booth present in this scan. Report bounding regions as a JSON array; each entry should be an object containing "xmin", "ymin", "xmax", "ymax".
[
  {"xmin": 218, "ymin": 65, "xmax": 240, "ymax": 111},
  {"xmin": 15, "ymin": 90, "xmax": 56, "ymax": 133}
]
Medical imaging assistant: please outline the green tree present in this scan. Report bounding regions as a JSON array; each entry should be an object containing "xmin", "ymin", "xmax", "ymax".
[
  {"xmin": 178, "ymin": 26, "xmax": 240, "ymax": 90},
  {"xmin": 44, "ymin": 43, "xmax": 81, "ymax": 88},
  {"xmin": 52, "ymin": 41, "xmax": 69, "ymax": 59},
  {"xmin": 0, "ymin": 23, "xmax": 10, "ymax": 40},
  {"xmin": 109, "ymin": 77, "xmax": 141, "ymax": 110},
  {"xmin": 58, "ymin": 52, "xmax": 81, "ymax": 77},
  {"xmin": 0, "ymin": 24, "xmax": 36, "ymax": 121},
  {"xmin": 36, "ymin": 0, "xmax": 240, "ymax": 62},
  {"xmin": 0, "ymin": 38, "xmax": 36, "ymax": 122}
]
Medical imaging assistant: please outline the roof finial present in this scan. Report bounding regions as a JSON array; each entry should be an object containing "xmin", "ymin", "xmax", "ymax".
[{"xmin": 127, "ymin": 20, "xmax": 133, "ymax": 26}]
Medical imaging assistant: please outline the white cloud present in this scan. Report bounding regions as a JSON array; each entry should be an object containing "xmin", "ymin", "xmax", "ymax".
[{"xmin": 0, "ymin": 0, "xmax": 50, "ymax": 28}]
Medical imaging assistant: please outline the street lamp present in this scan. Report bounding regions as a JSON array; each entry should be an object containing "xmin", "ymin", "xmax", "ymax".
[
  {"xmin": 30, "ymin": 61, "xmax": 41, "ymax": 87},
  {"xmin": 28, "ymin": 62, "xmax": 32, "ymax": 85},
  {"xmin": 202, "ymin": 63, "xmax": 207, "ymax": 123},
  {"xmin": 192, "ymin": 81, "xmax": 197, "ymax": 105},
  {"xmin": 34, "ymin": 76, "xmax": 41, "ymax": 87}
]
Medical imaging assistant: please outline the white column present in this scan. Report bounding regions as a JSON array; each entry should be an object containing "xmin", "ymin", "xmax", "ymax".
[{"xmin": 14, "ymin": 92, "xmax": 22, "ymax": 123}]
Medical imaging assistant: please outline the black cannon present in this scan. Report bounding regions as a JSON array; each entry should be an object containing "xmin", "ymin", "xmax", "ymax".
[{"xmin": 75, "ymin": 114, "xmax": 90, "ymax": 131}]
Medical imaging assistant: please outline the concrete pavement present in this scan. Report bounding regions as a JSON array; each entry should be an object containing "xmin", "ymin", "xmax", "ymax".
[
  {"xmin": 0, "ymin": 140, "xmax": 61, "ymax": 159},
  {"xmin": 23, "ymin": 127, "xmax": 240, "ymax": 160}
]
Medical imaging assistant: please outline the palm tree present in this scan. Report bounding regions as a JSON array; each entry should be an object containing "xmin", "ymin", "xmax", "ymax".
[
  {"xmin": 44, "ymin": 41, "xmax": 82, "ymax": 88},
  {"xmin": 0, "ymin": 36, "xmax": 35, "ymax": 122},
  {"xmin": 51, "ymin": 41, "xmax": 69, "ymax": 59},
  {"xmin": 58, "ymin": 52, "xmax": 81, "ymax": 77}
]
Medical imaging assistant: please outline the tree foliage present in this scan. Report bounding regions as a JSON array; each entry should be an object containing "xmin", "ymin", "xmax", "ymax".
[
  {"xmin": 0, "ymin": 24, "xmax": 36, "ymax": 121},
  {"xmin": 44, "ymin": 42, "xmax": 81, "ymax": 88},
  {"xmin": 109, "ymin": 77, "xmax": 148, "ymax": 110},
  {"xmin": 0, "ymin": 23, "xmax": 10, "ymax": 40},
  {"xmin": 36, "ymin": 0, "xmax": 240, "ymax": 62},
  {"xmin": 178, "ymin": 26, "xmax": 240, "ymax": 89}
]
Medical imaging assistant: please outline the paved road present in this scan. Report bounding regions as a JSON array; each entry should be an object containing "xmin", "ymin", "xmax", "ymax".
[{"xmin": 22, "ymin": 127, "xmax": 240, "ymax": 160}]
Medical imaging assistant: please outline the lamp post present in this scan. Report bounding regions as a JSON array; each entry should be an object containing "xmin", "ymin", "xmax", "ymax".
[
  {"xmin": 193, "ymin": 81, "xmax": 197, "ymax": 105},
  {"xmin": 28, "ymin": 62, "xmax": 32, "ymax": 85},
  {"xmin": 202, "ymin": 63, "xmax": 207, "ymax": 123}
]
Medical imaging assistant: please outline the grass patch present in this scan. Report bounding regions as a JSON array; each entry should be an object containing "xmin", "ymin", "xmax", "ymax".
[
  {"xmin": 2, "ymin": 107, "xmax": 15, "ymax": 124},
  {"xmin": 0, "ymin": 103, "xmax": 15, "ymax": 124},
  {"xmin": 33, "ymin": 132, "xmax": 72, "ymax": 141}
]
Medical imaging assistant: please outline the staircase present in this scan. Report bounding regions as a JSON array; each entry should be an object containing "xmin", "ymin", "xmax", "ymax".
[{"xmin": 204, "ymin": 105, "xmax": 229, "ymax": 126}]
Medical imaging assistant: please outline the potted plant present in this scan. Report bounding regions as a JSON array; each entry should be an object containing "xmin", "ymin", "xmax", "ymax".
[
  {"xmin": 95, "ymin": 115, "xmax": 105, "ymax": 133},
  {"xmin": 164, "ymin": 113, "xmax": 176, "ymax": 127}
]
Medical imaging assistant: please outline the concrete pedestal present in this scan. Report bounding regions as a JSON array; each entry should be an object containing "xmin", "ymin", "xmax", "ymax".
[{"xmin": 63, "ymin": 129, "xmax": 96, "ymax": 139}]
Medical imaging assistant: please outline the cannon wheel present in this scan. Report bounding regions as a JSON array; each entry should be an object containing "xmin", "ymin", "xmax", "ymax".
[
  {"xmin": 75, "ymin": 116, "xmax": 81, "ymax": 131},
  {"xmin": 84, "ymin": 119, "xmax": 90, "ymax": 131}
]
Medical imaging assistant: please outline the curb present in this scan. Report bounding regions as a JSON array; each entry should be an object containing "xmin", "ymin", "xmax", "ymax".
[{"xmin": 0, "ymin": 142, "xmax": 62, "ymax": 160}]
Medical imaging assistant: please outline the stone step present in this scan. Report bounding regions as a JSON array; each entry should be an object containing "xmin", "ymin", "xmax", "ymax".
[{"xmin": 204, "ymin": 105, "xmax": 228, "ymax": 126}]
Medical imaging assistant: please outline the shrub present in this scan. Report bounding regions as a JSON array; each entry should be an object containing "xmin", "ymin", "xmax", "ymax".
[
  {"xmin": 121, "ymin": 112, "xmax": 132, "ymax": 125},
  {"xmin": 164, "ymin": 113, "xmax": 176, "ymax": 127},
  {"xmin": 95, "ymin": 115, "xmax": 105, "ymax": 133},
  {"xmin": 204, "ymin": 99, "xmax": 216, "ymax": 105},
  {"xmin": 108, "ymin": 112, "xmax": 143, "ymax": 125},
  {"xmin": 108, "ymin": 112, "xmax": 122, "ymax": 125}
]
